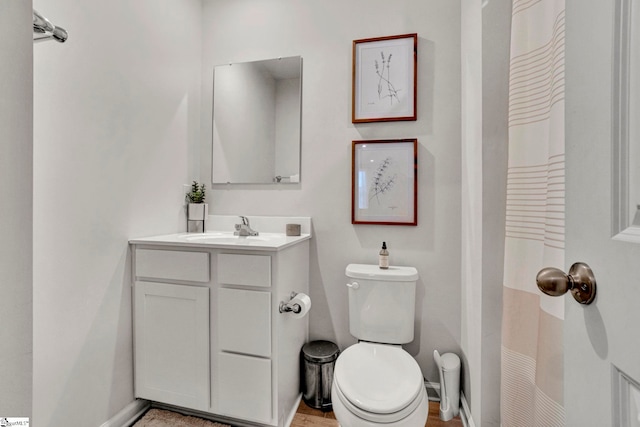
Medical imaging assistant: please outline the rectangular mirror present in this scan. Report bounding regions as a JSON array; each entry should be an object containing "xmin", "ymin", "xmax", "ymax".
[{"xmin": 212, "ymin": 56, "xmax": 302, "ymax": 184}]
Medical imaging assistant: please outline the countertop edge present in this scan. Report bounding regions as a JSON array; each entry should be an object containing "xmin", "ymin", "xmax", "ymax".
[{"xmin": 129, "ymin": 233, "xmax": 311, "ymax": 252}]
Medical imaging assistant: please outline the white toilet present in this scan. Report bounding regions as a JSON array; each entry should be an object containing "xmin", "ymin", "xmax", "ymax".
[{"xmin": 331, "ymin": 264, "xmax": 429, "ymax": 427}]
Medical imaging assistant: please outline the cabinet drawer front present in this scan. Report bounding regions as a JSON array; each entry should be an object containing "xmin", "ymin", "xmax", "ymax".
[
  {"xmin": 136, "ymin": 249, "xmax": 210, "ymax": 282},
  {"xmin": 217, "ymin": 352, "xmax": 272, "ymax": 424},
  {"xmin": 134, "ymin": 281, "xmax": 210, "ymax": 411},
  {"xmin": 217, "ymin": 253, "xmax": 271, "ymax": 287},
  {"xmin": 218, "ymin": 288, "xmax": 271, "ymax": 357}
]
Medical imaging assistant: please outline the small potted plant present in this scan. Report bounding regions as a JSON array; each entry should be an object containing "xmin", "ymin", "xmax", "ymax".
[{"xmin": 185, "ymin": 181, "xmax": 208, "ymax": 221}]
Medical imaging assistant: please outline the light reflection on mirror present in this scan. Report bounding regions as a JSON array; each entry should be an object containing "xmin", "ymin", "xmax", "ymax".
[{"xmin": 212, "ymin": 56, "xmax": 302, "ymax": 184}]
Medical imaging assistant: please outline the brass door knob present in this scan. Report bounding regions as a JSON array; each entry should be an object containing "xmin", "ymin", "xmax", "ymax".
[{"xmin": 536, "ymin": 262, "xmax": 597, "ymax": 305}]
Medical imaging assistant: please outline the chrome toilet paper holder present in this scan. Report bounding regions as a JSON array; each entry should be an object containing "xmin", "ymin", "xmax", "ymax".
[{"xmin": 279, "ymin": 292, "xmax": 302, "ymax": 314}]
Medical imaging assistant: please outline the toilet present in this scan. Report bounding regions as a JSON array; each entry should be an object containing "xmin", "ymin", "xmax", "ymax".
[{"xmin": 331, "ymin": 264, "xmax": 429, "ymax": 427}]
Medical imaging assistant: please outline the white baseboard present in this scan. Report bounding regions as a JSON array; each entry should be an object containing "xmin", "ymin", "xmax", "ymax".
[
  {"xmin": 284, "ymin": 394, "xmax": 303, "ymax": 427},
  {"xmin": 99, "ymin": 399, "xmax": 150, "ymax": 427},
  {"xmin": 459, "ymin": 391, "xmax": 476, "ymax": 427},
  {"xmin": 424, "ymin": 380, "xmax": 441, "ymax": 401}
]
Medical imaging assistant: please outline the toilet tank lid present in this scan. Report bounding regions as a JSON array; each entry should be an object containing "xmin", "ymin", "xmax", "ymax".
[{"xmin": 346, "ymin": 264, "xmax": 418, "ymax": 281}]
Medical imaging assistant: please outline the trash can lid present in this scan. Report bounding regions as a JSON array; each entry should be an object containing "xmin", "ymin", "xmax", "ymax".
[{"xmin": 302, "ymin": 340, "xmax": 340, "ymax": 363}]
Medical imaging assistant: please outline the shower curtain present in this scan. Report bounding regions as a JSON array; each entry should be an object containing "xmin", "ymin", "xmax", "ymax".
[{"xmin": 501, "ymin": 0, "xmax": 566, "ymax": 426}]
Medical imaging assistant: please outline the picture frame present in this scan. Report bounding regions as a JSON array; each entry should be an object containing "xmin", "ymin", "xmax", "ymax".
[
  {"xmin": 352, "ymin": 33, "xmax": 417, "ymax": 123},
  {"xmin": 352, "ymin": 139, "xmax": 417, "ymax": 225}
]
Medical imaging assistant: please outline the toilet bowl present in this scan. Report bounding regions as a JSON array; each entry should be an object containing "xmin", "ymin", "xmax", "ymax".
[{"xmin": 331, "ymin": 342, "xmax": 429, "ymax": 427}]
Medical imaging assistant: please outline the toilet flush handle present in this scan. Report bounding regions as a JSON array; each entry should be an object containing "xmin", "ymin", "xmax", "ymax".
[{"xmin": 346, "ymin": 281, "xmax": 360, "ymax": 290}]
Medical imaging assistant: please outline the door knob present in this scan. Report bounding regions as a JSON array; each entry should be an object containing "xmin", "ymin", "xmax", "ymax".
[{"xmin": 536, "ymin": 262, "xmax": 597, "ymax": 305}]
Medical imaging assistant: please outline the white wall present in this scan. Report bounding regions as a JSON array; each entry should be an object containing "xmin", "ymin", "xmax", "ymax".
[
  {"xmin": 32, "ymin": 1, "xmax": 202, "ymax": 425},
  {"xmin": 0, "ymin": 0, "xmax": 33, "ymax": 418},
  {"xmin": 461, "ymin": 0, "xmax": 483, "ymax": 422},
  {"xmin": 201, "ymin": 0, "xmax": 462, "ymax": 383},
  {"xmin": 460, "ymin": 4, "xmax": 510, "ymax": 425},
  {"xmin": 480, "ymin": 1, "xmax": 511, "ymax": 426}
]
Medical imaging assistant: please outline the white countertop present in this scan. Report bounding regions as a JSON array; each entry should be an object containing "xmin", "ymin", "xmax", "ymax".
[{"xmin": 129, "ymin": 231, "xmax": 311, "ymax": 251}]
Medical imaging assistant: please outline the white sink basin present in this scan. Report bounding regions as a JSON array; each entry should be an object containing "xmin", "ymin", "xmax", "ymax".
[
  {"xmin": 171, "ymin": 232, "xmax": 296, "ymax": 248},
  {"xmin": 183, "ymin": 233, "xmax": 268, "ymax": 243}
]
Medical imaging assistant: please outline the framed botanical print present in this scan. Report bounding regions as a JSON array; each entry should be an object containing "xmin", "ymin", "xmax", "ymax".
[
  {"xmin": 352, "ymin": 33, "xmax": 417, "ymax": 123},
  {"xmin": 352, "ymin": 139, "xmax": 417, "ymax": 225}
]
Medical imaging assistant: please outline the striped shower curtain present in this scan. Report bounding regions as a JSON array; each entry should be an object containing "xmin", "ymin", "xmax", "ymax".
[{"xmin": 501, "ymin": 0, "xmax": 566, "ymax": 426}]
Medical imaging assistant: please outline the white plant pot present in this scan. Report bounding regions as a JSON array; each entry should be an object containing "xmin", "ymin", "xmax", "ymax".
[{"xmin": 187, "ymin": 203, "xmax": 208, "ymax": 221}]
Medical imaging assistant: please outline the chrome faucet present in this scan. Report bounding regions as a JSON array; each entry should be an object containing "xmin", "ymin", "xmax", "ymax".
[{"xmin": 234, "ymin": 216, "xmax": 259, "ymax": 236}]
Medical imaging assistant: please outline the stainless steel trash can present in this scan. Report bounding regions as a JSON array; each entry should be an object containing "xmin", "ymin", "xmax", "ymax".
[{"xmin": 301, "ymin": 340, "xmax": 339, "ymax": 411}]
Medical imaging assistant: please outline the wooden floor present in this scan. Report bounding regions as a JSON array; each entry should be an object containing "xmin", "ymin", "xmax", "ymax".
[{"xmin": 291, "ymin": 400, "xmax": 463, "ymax": 427}]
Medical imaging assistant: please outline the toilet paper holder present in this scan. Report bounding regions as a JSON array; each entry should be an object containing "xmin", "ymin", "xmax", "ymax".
[{"xmin": 279, "ymin": 292, "xmax": 303, "ymax": 314}]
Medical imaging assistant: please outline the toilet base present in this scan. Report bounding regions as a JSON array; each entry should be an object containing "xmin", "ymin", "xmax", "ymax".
[{"xmin": 331, "ymin": 382, "xmax": 429, "ymax": 427}]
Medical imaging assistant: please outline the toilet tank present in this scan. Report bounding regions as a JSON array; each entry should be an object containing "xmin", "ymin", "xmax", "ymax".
[{"xmin": 345, "ymin": 264, "xmax": 419, "ymax": 345}]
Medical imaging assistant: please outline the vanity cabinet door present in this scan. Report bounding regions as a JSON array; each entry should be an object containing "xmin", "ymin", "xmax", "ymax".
[
  {"xmin": 134, "ymin": 281, "xmax": 210, "ymax": 412},
  {"xmin": 217, "ymin": 352, "xmax": 272, "ymax": 423}
]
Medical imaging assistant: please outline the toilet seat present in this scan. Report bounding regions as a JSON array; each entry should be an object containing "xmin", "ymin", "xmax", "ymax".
[{"xmin": 333, "ymin": 342, "xmax": 425, "ymax": 423}]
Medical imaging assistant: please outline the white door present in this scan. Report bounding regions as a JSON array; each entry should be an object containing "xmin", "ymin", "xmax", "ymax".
[{"xmin": 565, "ymin": 0, "xmax": 640, "ymax": 425}]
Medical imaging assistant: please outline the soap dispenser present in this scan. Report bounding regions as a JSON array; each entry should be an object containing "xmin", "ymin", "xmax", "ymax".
[{"xmin": 379, "ymin": 242, "xmax": 389, "ymax": 269}]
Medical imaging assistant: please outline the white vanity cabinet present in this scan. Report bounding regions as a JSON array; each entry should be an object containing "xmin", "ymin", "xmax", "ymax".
[{"xmin": 130, "ymin": 233, "xmax": 310, "ymax": 427}]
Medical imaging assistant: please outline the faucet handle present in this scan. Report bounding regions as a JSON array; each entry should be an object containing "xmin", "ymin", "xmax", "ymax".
[{"xmin": 239, "ymin": 216, "xmax": 250, "ymax": 226}]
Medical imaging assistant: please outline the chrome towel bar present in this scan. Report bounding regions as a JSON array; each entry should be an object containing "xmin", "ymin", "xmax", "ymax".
[{"xmin": 33, "ymin": 9, "xmax": 68, "ymax": 43}]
